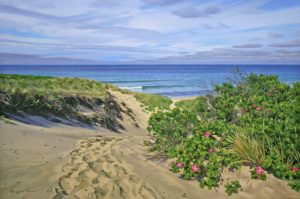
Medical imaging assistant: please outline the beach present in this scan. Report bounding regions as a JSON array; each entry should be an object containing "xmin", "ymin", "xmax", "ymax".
[
  {"xmin": 1, "ymin": 0, "xmax": 300, "ymax": 197},
  {"xmin": 1, "ymin": 89, "xmax": 299, "ymax": 199}
]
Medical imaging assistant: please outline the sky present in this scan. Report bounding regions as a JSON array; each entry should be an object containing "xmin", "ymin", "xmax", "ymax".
[{"xmin": 0, "ymin": 0, "xmax": 300, "ymax": 64}]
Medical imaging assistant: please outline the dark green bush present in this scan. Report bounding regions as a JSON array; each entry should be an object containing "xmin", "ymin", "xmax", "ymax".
[
  {"xmin": 147, "ymin": 108, "xmax": 198, "ymax": 157},
  {"xmin": 147, "ymin": 73, "xmax": 300, "ymax": 193},
  {"xmin": 225, "ymin": 180, "xmax": 241, "ymax": 196}
]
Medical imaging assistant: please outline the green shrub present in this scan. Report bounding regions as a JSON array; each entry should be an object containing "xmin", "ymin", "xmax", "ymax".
[
  {"xmin": 147, "ymin": 108, "xmax": 197, "ymax": 157},
  {"xmin": 225, "ymin": 181, "xmax": 241, "ymax": 196},
  {"xmin": 288, "ymin": 181, "xmax": 300, "ymax": 192},
  {"xmin": 147, "ymin": 73, "xmax": 300, "ymax": 194}
]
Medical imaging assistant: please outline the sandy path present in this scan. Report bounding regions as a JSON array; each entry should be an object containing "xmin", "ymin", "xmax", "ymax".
[{"xmin": 53, "ymin": 136, "xmax": 163, "ymax": 199}]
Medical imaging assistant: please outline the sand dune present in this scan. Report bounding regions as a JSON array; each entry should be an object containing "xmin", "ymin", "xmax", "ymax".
[{"xmin": 1, "ymin": 91, "xmax": 299, "ymax": 199}]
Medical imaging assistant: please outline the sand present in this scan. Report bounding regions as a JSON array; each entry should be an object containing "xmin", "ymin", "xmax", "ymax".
[{"xmin": 0, "ymin": 91, "xmax": 299, "ymax": 199}]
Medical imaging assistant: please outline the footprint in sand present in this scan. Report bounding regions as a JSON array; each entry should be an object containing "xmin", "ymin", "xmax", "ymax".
[{"xmin": 52, "ymin": 136, "xmax": 163, "ymax": 199}]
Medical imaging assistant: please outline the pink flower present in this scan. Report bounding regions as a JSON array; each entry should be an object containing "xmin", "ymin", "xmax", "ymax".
[
  {"xmin": 256, "ymin": 107, "xmax": 262, "ymax": 111},
  {"xmin": 291, "ymin": 166, "xmax": 299, "ymax": 172},
  {"xmin": 204, "ymin": 131, "xmax": 211, "ymax": 138},
  {"xmin": 256, "ymin": 166, "xmax": 264, "ymax": 175},
  {"xmin": 192, "ymin": 164, "xmax": 199, "ymax": 173},
  {"xmin": 176, "ymin": 162, "xmax": 183, "ymax": 168},
  {"xmin": 208, "ymin": 148, "xmax": 214, "ymax": 153}
]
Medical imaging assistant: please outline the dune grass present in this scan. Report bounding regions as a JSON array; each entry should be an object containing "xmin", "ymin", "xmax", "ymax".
[
  {"xmin": 0, "ymin": 74, "xmax": 172, "ymax": 111},
  {"xmin": 133, "ymin": 92, "xmax": 172, "ymax": 111},
  {"xmin": 108, "ymin": 83, "xmax": 172, "ymax": 111},
  {"xmin": 0, "ymin": 74, "xmax": 171, "ymax": 125},
  {"xmin": 0, "ymin": 74, "xmax": 122, "ymax": 128},
  {"xmin": 175, "ymin": 96, "xmax": 207, "ymax": 113},
  {"xmin": 0, "ymin": 74, "xmax": 109, "ymax": 98},
  {"xmin": 225, "ymin": 127, "xmax": 267, "ymax": 164}
]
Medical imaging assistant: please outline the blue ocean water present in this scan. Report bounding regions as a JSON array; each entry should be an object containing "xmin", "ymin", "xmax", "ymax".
[{"xmin": 1, "ymin": 65, "xmax": 300, "ymax": 98}]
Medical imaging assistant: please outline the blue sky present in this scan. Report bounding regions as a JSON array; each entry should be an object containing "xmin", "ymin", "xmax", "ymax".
[{"xmin": 0, "ymin": 0, "xmax": 300, "ymax": 64}]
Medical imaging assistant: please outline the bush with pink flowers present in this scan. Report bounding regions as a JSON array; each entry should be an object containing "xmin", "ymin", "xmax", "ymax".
[{"xmin": 147, "ymin": 73, "xmax": 300, "ymax": 194}]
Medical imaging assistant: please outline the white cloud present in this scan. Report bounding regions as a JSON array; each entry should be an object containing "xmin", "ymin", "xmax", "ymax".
[{"xmin": 0, "ymin": 0, "xmax": 299, "ymax": 63}]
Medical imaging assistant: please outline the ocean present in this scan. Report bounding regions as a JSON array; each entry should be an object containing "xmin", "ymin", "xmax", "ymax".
[{"xmin": 1, "ymin": 65, "xmax": 300, "ymax": 98}]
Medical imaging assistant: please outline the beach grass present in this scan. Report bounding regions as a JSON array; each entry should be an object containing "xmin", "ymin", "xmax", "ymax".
[
  {"xmin": 0, "ymin": 74, "xmax": 109, "ymax": 98},
  {"xmin": 133, "ymin": 92, "xmax": 172, "ymax": 111},
  {"xmin": 0, "ymin": 74, "xmax": 172, "ymax": 111},
  {"xmin": 0, "ymin": 74, "xmax": 124, "ymax": 129},
  {"xmin": 108, "ymin": 83, "xmax": 172, "ymax": 111},
  {"xmin": 175, "ymin": 96, "xmax": 207, "ymax": 113},
  {"xmin": 0, "ymin": 74, "xmax": 172, "ymax": 129}
]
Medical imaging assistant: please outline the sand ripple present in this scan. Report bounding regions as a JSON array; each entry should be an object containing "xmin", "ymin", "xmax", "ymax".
[{"xmin": 53, "ymin": 136, "xmax": 163, "ymax": 199}]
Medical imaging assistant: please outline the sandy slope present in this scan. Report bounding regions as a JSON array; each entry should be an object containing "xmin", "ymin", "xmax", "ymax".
[
  {"xmin": 0, "ymin": 91, "xmax": 299, "ymax": 199},
  {"xmin": 0, "ymin": 119, "xmax": 100, "ymax": 199}
]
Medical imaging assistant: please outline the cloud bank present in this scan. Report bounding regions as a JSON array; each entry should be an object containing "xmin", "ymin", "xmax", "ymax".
[
  {"xmin": 0, "ymin": 0, "xmax": 299, "ymax": 64},
  {"xmin": 172, "ymin": 6, "xmax": 221, "ymax": 18},
  {"xmin": 232, "ymin": 43, "xmax": 262, "ymax": 48}
]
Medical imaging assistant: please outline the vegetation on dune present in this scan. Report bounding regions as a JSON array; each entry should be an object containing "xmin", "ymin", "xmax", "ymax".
[
  {"xmin": 225, "ymin": 181, "xmax": 241, "ymax": 196},
  {"xmin": 147, "ymin": 73, "xmax": 300, "ymax": 195},
  {"xmin": 0, "ymin": 74, "xmax": 123, "ymax": 130},
  {"xmin": 0, "ymin": 74, "xmax": 171, "ymax": 130},
  {"xmin": 133, "ymin": 92, "xmax": 172, "ymax": 111},
  {"xmin": 109, "ymin": 84, "xmax": 172, "ymax": 111},
  {"xmin": 147, "ymin": 109, "xmax": 198, "ymax": 157},
  {"xmin": 175, "ymin": 96, "xmax": 207, "ymax": 114},
  {"xmin": 0, "ymin": 74, "xmax": 109, "ymax": 98}
]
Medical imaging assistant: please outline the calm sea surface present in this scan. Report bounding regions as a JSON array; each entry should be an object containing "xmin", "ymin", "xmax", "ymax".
[{"xmin": 1, "ymin": 65, "xmax": 300, "ymax": 98}]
